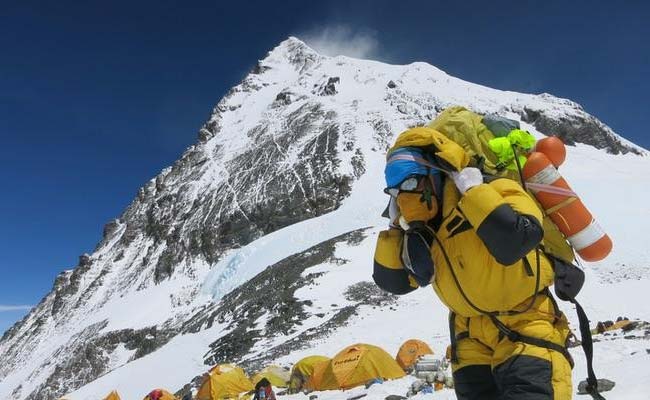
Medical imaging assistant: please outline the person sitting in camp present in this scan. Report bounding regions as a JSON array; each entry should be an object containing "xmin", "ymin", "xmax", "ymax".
[
  {"xmin": 143, "ymin": 389, "xmax": 176, "ymax": 400},
  {"xmin": 253, "ymin": 378, "xmax": 276, "ymax": 400},
  {"xmin": 373, "ymin": 107, "xmax": 596, "ymax": 400}
]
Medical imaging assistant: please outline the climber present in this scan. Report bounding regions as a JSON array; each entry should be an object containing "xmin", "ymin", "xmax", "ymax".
[
  {"xmin": 373, "ymin": 108, "xmax": 597, "ymax": 400},
  {"xmin": 253, "ymin": 378, "xmax": 277, "ymax": 400}
]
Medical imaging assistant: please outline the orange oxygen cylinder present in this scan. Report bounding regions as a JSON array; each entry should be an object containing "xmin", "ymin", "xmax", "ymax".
[
  {"xmin": 523, "ymin": 152, "xmax": 612, "ymax": 262},
  {"xmin": 534, "ymin": 136, "xmax": 566, "ymax": 167}
]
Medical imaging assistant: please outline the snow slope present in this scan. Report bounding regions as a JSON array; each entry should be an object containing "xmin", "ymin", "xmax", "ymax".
[{"xmin": 1, "ymin": 37, "xmax": 649, "ymax": 400}]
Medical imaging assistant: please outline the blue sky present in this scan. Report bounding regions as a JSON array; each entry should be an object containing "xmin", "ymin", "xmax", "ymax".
[{"xmin": 1, "ymin": 0, "xmax": 648, "ymax": 333}]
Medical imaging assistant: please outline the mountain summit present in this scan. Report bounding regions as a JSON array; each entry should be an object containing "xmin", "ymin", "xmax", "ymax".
[{"xmin": 1, "ymin": 37, "xmax": 648, "ymax": 400}]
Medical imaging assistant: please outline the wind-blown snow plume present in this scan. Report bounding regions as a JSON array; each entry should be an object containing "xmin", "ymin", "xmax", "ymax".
[{"xmin": 301, "ymin": 25, "xmax": 380, "ymax": 59}]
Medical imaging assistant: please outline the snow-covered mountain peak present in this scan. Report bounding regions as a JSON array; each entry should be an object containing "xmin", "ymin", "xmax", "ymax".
[
  {"xmin": 1, "ymin": 37, "xmax": 649, "ymax": 400},
  {"xmin": 257, "ymin": 36, "xmax": 322, "ymax": 74}
]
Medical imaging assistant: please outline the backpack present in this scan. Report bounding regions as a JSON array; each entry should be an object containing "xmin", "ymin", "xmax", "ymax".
[{"xmin": 426, "ymin": 106, "xmax": 575, "ymax": 264}]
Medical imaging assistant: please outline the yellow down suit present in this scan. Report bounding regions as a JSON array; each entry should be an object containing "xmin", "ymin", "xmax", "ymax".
[{"xmin": 373, "ymin": 127, "xmax": 574, "ymax": 400}]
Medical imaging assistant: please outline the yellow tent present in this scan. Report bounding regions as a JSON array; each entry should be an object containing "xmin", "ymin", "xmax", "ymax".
[
  {"xmin": 251, "ymin": 365, "xmax": 291, "ymax": 388},
  {"xmin": 309, "ymin": 343, "xmax": 405, "ymax": 390},
  {"xmin": 395, "ymin": 339, "xmax": 434, "ymax": 371},
  {"xmin": 289, "ymin": 355, "xmax": 330, "ymax": 392},
  {"xmin": 196, "ymin": 363, "xmax": 255, "ymax": 400},
  {"xmin": 142, "ymin": 388, "xmax": 177, "ymax": 400},
  {"xmin": 307, "ymin": 358, "xmax": 331, "ymax": 390},
  {"xmin": 102, "ymin": 391, "xmax": 122, "ymax": 400}
]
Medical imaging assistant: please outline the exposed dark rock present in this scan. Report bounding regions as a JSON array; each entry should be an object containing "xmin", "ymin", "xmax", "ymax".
[
  {"xmin": 516, "ymin": 107, "xmax": 641, "ymax": 155},
  {"xmin": 351, "ymin": 148, "xmax": 366, "ymax": 178},
  {"xmin": 197, "ymin": 128, "xmax": 213, "ymax": 142},
  {"xmin": 251, "ymin": 62, "xmax": 271, "ymax": 75},
  {"xmin": 194, "ymin": 230, "xmax": 366, "ymax": 364},
  {"xmin": 319, "ymin": 77, "xmax": 340, "ymax": 96},
  {"xmin": 274, "ymin": 91, "xmax": 292, "ymax": 106},
  {"xmin": 50, "ymin": 254, "xmax": 94, "ymax": 316},
  {"xmin": 344, "ymin": 281, "xmax": 397, "ymax": 306},
  {"xmin": 102, "ymin": 219, "xmax": 121, "ymax": 240},
  {"xmin": 387, "ymin": 80, "xmax": 397, "ymax": 89},
  {"xmin": 177, "ymin": 229, "xmax": 372, "ymax": 392},
  {"xmin": 371, "ymin": 118, "xmax": 394, "ymax": 151},
  {"xmin": 78, "ymin": 254, "xmax": 92, "ymax": 267}
]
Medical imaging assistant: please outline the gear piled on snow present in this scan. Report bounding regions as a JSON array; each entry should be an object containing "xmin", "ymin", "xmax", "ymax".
[
  {"xmin": 591, "ymin": 317, "xmax": 650, "ymax": 336},
  {"xmin": 406, "ymin": 355, "xmax": 454, "ymax": 396}
]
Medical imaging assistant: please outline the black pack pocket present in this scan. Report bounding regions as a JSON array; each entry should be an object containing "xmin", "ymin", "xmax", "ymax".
[{"xmin": 552, "ymin": 257, "xmax": 585, "ymax": 301}]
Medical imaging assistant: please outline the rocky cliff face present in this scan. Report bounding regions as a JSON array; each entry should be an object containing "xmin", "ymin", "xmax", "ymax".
[
  {"xmin": 1, "ymin": 37, "xmax": 645, "ymax": 400},
  {"xmin": 514, "ymin": 96, "xmax": 642, "ymax": 155}
]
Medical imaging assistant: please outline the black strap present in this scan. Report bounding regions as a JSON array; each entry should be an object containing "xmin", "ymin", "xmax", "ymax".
[
  {"xmin": 571, "ymin": 297, "xmax": 606, "ymax": 400},
  {"xmin": 511, "ymin": 144, "xmax": 528, "ymax": 191},
  {"xmin": 449, "ymin": 312, "xmax": 459, "ymax": 363},
  {"xmin": 522, "ymin": 255, "xmax": 534, "ymax": 276},
  {"xmin": 544, "ymin": 287, "xmax": 562, "ymax": 321},
  {"xmin": 546, "ymin": 257, "xmax": 605, "ymax": 400},
  {"xmin": 488, "ymin": 315, "xmax": 575, "ymax": 369}
]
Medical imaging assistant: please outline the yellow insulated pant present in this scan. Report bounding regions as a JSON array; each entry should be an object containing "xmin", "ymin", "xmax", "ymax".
[{"xmin": 450, "ymin": 293, "xmax": 573, "ymax": 400}]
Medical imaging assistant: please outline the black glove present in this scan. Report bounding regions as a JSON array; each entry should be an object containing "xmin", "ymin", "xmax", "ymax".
[{"xmin": 401, "ymin": 221, "xmax": 435, "ymax": 287}]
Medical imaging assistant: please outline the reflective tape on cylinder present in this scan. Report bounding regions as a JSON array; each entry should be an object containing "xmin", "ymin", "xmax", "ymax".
[
  {"xmin": 526, "ymin": 164, "xmax": 562, "ymax": 186},
  {"xmin": 568, "ymin": 219, "xmax": 607, "ymax": 251}
]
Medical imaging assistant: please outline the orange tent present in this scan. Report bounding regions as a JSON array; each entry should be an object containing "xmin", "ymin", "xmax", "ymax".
[
  {"xmin": 395, "ymin": 339, "xmax": 434, "ymax": 370},
  {"xmin": 309, "ymin": 343, "xmax": 405, "ymax": 390}
]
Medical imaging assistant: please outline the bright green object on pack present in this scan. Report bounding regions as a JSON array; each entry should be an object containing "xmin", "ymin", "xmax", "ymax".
[
  {"xmin": 487, "ymin": 129, "xmax": 536, "ymax": 170},
  {"xmin": 508, "ymin": 129, "xmax": 536, "ymax": 149}
]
